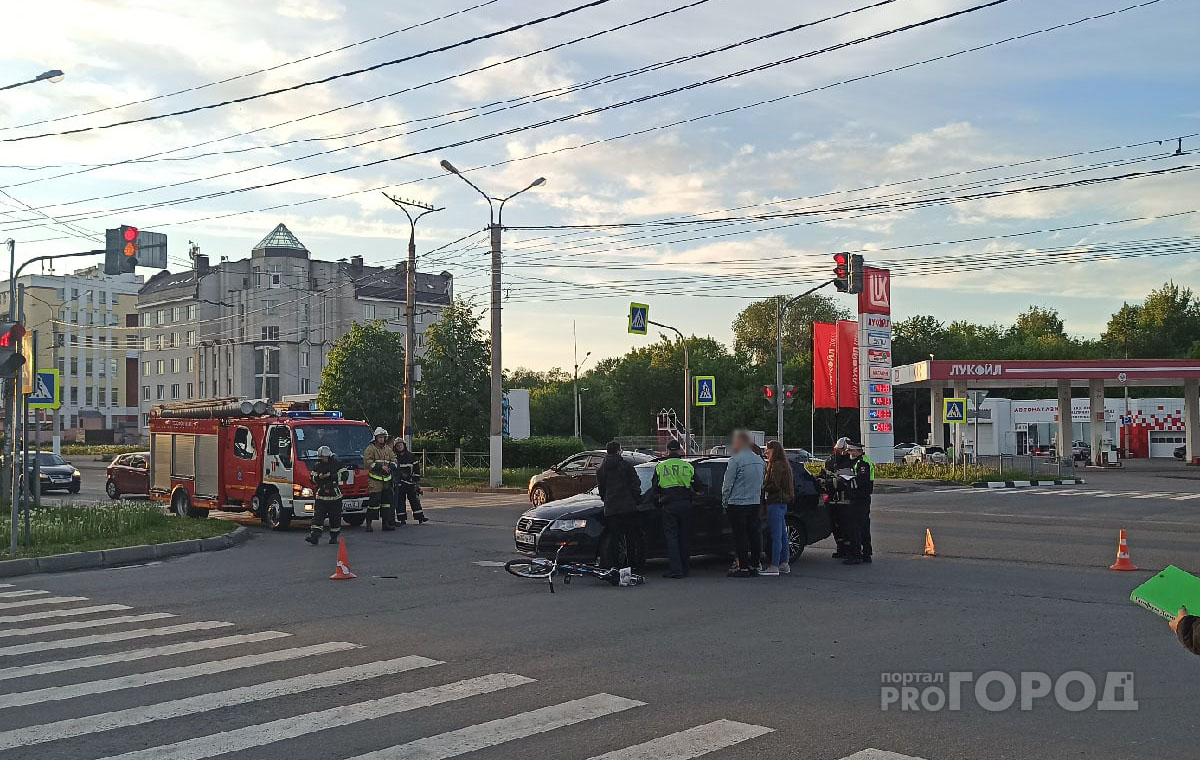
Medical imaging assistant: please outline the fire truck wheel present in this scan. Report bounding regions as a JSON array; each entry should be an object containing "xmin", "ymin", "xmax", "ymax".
[
  {"xmin": 171, "ymin": 489, "xmax": 209, "ymax": 519},
  {"xmin": 262, "ymin": 492, "xmax": 291, "ymax": 531}
]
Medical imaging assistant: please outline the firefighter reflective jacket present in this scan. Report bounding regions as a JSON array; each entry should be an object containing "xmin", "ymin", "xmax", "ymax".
[{"xmin": 364, "ymin": 442, "xmax": 397, "ymax": 493}]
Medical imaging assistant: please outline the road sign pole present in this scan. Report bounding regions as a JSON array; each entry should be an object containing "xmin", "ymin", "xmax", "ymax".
[{"xmin": 31, "ymin": 331, "xmax": 39, "ymax": 519}]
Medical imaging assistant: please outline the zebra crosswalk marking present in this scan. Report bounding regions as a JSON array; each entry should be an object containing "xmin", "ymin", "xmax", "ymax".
[
  {"xmin": 0, "ymin": 595, "xmax": 87, "ymax": 610},
  {"xmin": 1172, "ymin": 494, "xmax": 1200, "ymax": 500},
  {"xmin": 96, "ymin": 673, "xmax": 535, "ymax": 760},
  {"xmin": 0, "ymin": 630, "xmax": 290, "ymax": 681},
  {"xmin": 346, "ymin": 693, "xmax": 645, "ymax": 760},
  {"xmin": 0, "ymin": 655, "xmax": 442, "ymax": 751},
  {"xmin": 0, "ymin": 603, "xmax": 131, "ymax": 624},
  {"xmin": 0, "ymin": 612, "xmax": 175, "ymax": 638},
  {"xmin": 0, "ymin": 640, "xmax": 359, "ymax": 710},
  {"xmin": 842, "ymin": 750, "xmax": 928, "ymax": 760},
  {"xmin": 0, "ymin": 620, "xmax": 235, "ymax": 657},
  {"xmin": 583, "ymin": 719, "xmax": 774, "ymax": 759},
  {"xmin": 0, "ymin": 590, "xmax": 48, "ymax": 599}
]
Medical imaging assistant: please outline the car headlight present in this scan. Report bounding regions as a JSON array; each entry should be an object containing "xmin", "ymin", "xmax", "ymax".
[
  {"xmin": 72, "ymin": 470, "xmax": 81, "ymax": 478},
  {"xmin": 299, "ymin": 487, "xmax": 314, "ymax": 498},
  {"xmin": 549, "ymin": 518, "xmax": 588, "ymax": 531}
]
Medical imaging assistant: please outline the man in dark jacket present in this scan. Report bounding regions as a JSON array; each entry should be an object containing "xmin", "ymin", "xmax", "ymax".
[
  {"xmin": 1170, "ymin": 606, "xmax": 1200, "ymax": 655},
  {"xmin": 392, "ymin": 439, "xmax": 427, "ymax": 525},
  {"xmin": 653, "ymin": 439, "xmax": 696, "ymax": 579},
  {"xmin": 822, "ymin": 437, "xmax": 853, "ymax": 558},
  {"xmin": 306, "ymin": 446, "xmax": 347, "ymax": 545},
  {"xmin": 841, "ymin": 441, "xmax": 874, "ymax": 565},
  {"xmin": 595, "ymin": 441, "xmax": 645, "ymax": 572}
]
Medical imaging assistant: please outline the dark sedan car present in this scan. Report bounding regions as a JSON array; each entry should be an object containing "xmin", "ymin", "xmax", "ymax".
[
  {"xmin": 1176, "ymin": 445, "xmax": 1187, "ymax": 461},
  {"xmin": 515, "ymin": 456, "xmax": 831, "ymax": 565},
  {"xmin": 23, "ymin": 452, "xmax": 81, "ymax": 494},
  {"xmin": 106, "ymin": 451, "xmax": 150, "ymax": 499},
  {"xmin": 527, "ymin": 450, "xmax": 654, "ymax": 506}
]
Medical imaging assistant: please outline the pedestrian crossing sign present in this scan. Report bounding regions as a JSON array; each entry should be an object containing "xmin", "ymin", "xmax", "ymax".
[
  {"xmin": 28, "ymin": 369, "xmax": 59, "ymax": 409},
  {"xmin": 694, "ymin": 375, "xmax": 716, "ymax": 406},
  {"xmin": 628, "ymin": 302, "xmax": 649, "ymax": 335},
  {"xmin": 943, "ymin": 397, "xmax": 966, "ymax": 424}
]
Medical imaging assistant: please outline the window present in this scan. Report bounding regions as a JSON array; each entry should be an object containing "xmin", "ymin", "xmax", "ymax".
[
  {"xmin": 302, "ymin": 303, "xmax": 311, "ymax": 323},
  {"xmin": 171, "ymin": 358, "xmax": 180, "ymax": 373},
  {"xmin": 186, "ymin": 382, "xmax": 193, "ymax": 399},
  {"xmin": 187, "ymin": 304, "xmax": 196, "ymax": 321},
  {"xmin": 266, "ymin": 425, "xmax": 292, "ymax": 467},
  {"xmin": 143, "ymin": 337, "xmax": 152, "ymax": 351},
  {"xmin": 142, "ymin": 386, "xmax": 151, "ymax": 402},
  {"xmin": 269, "ymin": 264, "xmax": 282, "ymax": 288},
  {"xmin": 300, "ymin": 377, "xmax": 311, "ymax": 394},
  {"xmin": 56, "ymin": 332, "xmax": 65, "ymax": 347},
  {"xmin": 362, "ymin": 303, "xmax": 375, "ymax": 320},
  {"xmin": 389, "ymin": 307, "xmax": 401, "ymax": 320},
  {"xmin": 99, "ymin": 291, "xmax": 107, "ymax": 304},
  {"xmin": 233, "ymin": 427, "xmax": 256, "ymax": 459},
  {"xmin": 264, "ymin": 300, "xmax": 277, "ymax": 315},
  {"xmin": 156, "ymin": 334, "xmax": 165, "ymax": 350},
  {"xmin": 72, "ymin": 288, "xmax": 79, "ymax": 299},
  {"xmin": 142, "ymin": 413, "xmax": 150, "ymax": 428},
  {"xmin": 261, "ymin": 326, "xmax": 280, "ymax": 341},
  {"xmin": 252, "ymin": 266, "xmax": 262, "ymax": 287},
  {"xmin": 187, "ymin": 330, "xmax": 196, "ymax": 347},
  {"xmin": 56, "ymin": 288, "xmax": 65, "ymax": 300},
  {"xmin": 85, "ymin": 358, "xmax": 93, "ymax": 375},
  {"xmin": 171, "ymin": 384, "xmax": 180, "ymax": 399},
  {"xmin": 186, "ymin": 356, "xmax": 194, "ymax": 373},
  {"xmin": 238, "ymin": 304, "xmax": 246, "ymax": 341},
  {"xmin": 57, "ymin": 357, "xmax": 64, "ymax": 372},
  {"xmin": 70, "ymin": 387, "xmax": 78, "ymax": 404},
  {"xmin": 85, "ymin": 388, "xmax": 93, "ymax": 406},
  {"xmin": 299, "ymin": 351, "xmax": 309, "ymax": 369},
  {"xmin": 111, "ymin": 388, "xmax": 119, "ymax": 406},
  {"xmin": 111, "ymin": 294, "xmax": 119, "ymax": 307},
  {"xmin": 171, "ymin": 306, "xmax": 180, "ymax": 322},
  {"xmin": 142, "ymin": 361, "xmax": 150, "ymax": 377},
  {"xmin": 156, "ymin": 359, "xmax": 165, "ymax": 374},
  {"xmin": 170, "ymin": 332, "xmax": 178, "ymax": 348},
  {"xmin": 127, "ymin": 334, "xmax": 138, "ymax": 349},
  {"xmin": 559, "ymin": 457, "xmax": 588, "ymax": 474},
  {"xmin": 70, "ymin": 357, "xmax": 78, "ymax": 374},
  {"xmin": 156, "ymin": 310, "xmax": 165, "ymax": 325},
  {"xmin": 156, "ymin": 385, "xmax": 165, "ymax": 400},
  {"xmin": 416, "ymin": 312, "xmax": 424, "ymax": 324}
]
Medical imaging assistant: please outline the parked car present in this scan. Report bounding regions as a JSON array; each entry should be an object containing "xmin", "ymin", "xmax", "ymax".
[
  {"xmin": 514, "ymin": 456, "xmax": 831, "ymax": 564},
  {"xmin": 19, "ymin": 452, "xmax": 82, "ymax": 494},
  {"xmin": 1176, "ymin": 445, "xmax": 1187, "ymax": 461},
  {"xmin": 527, "ymin": 450, "xmax": 654, "ymax": 506},
  {"xmin": 893, "ymin": 442, "xmax": 918, "ymax": 459},
  {"xmin": 1030, "ymin": 445, "xmax": 1057, "ymax": 457},
  {"xmin": 1071, "ymin": 440, "xmax": 1091, "ymax": 462},
  {"xmin": 783, "ymin": 447, "xmax": 813, "ymax": 462},
  {"xmin": 903, "ymin": 445, "xmax": 948, "ymax": 465},
  {"xmin": 107, "ymin": 451, "xmax": 150, "ymax": 499},
  {"xmin": 707, "ymin": 445, "xmax": 729, "ymax": 456}
]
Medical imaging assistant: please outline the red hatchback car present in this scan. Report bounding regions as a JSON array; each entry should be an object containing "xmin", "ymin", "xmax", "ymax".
[{"xmin": 106, "ymin": 451, "xmax": 150, "ymax": 499}]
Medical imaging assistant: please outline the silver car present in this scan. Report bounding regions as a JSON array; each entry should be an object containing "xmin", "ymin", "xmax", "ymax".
[{"xmin": 904, "ymin": 445, "xmax": 948, "ymax": 465}]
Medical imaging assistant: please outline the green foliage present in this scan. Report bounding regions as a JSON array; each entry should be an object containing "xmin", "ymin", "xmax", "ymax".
[
  {"xmin": 1, "ymin": 503, "xmax": 235, "ymax": 559},
  {"xmin": 731, "ymin": 294, "xmax": 850, "ymax": 363},
  {"xmin": 421, "ymin": 467, "xmax": 539, "ymax": 489},
  {"xmin": 417, "ymin": 299, "xmax": 490, "ymax": 447},
  {"xmin": 316, "ymin": 322, "xmax": 405, "ymax": 432},
  {"xmin": 802, "ymin": 460, "xmax": 1035, "ymax": 485},
  {"xmin": 1102, "ymin": 282, "xmax": 1200, "ymax": 359},
  {"xmin": 503, "ymin": 436, "xmax": 586, "ymax": 469}
]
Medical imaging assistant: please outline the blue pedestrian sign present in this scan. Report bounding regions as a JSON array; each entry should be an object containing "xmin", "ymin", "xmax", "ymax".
[
  {"xmin": 628, "ymin": 302, "xmax": 649, "ymax": 335},
  {"xmin": 694, "ymin": 376, "xmax": 716, "ymax": 407},
  {"xmin": 28, "ymin": 369, "xmax": 60, "ymax": 410},
  {"xmin": 943, "ymin": 397, "xmax": 966, "ymax": 424}
]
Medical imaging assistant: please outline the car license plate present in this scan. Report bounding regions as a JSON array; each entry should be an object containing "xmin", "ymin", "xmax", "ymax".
[
  {"xmin": 515, "ymin": 531, "xmax": 537, "ymax": 547},
  {"xmin": 343, "ymin": 499, "xmax": 364, "ymax": 511}
]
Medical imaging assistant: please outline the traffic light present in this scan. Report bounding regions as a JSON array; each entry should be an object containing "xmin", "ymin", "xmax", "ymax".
[
  {"xmin": 104, "ymin": 225, "xmax": 139, "ymax": 275},
  {"xmin": 849, "ymin": 253, "xmax": 864, "ymax": 295},
  {"xmin": 781, "ymin": 384, "xmax": 797, "ymax": 407},
  {"xmin": 833, "ymin": 253, "xmax": 850, "ymax": 292},
  {"xmin": 761, "ymin": 384, "xmax": 776, "ymax": 406},
  {"xmin": 0, "ymin": 322, "xmax": 26, "ymax": 374}
]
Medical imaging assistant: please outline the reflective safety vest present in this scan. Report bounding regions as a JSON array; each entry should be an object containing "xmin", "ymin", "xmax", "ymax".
[
  {"xmin": 862, "ymin": 454, "xmax": 875, "ymax": 481},
  {"xmin": 655, "ymin": 458, "xmax": 695, "ymax": 489}
]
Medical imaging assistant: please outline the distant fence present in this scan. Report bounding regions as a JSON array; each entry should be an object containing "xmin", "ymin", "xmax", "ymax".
[
  {"xmin": 973, "ymin": 454, "xmax": 1075, "ymax": 478},
  {"xmin": 416, "ymin": 450, "xmax": 488, "ymax": 476}
]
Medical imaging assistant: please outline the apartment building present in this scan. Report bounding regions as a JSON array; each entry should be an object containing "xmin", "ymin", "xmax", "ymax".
[
  {"xmin": 0, "ymin": 266, "xmax": 143, "ymax": 442},
  {"xmin": 137, "ymin": 223, "xmax": 453, "ymax": 430}
]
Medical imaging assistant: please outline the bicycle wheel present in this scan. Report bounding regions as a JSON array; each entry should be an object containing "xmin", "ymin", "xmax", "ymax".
[{"xmin": 505, "ymin": 558, "xmax": 554, "ymax": 579}]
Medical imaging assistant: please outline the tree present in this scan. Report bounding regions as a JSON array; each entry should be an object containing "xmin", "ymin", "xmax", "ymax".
[
  {"xmin": 1011, "ymin": 306, "xmax": 1066, "ymax": 340},
  {"xmin": 316, "ymin": 321, "xmax": 405, "ymax": 430},
  {"xmin": 732, "ymin": 294, "xmax": 850, "ymax": 364},
  {"xmin": 416, "ymin": 299, "xmax": 490, "ymax": 446},
  {"xmin": 1102, "ymin": 282, "xmax": 1200, "ymax": 358}
]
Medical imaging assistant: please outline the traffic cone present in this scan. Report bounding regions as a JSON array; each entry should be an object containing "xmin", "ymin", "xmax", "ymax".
[
  {"xmin": 1109, "ymin": 530, "xmax": 1137, "ymax": 571},
  {"xmin": 330, "ymin": 539, "xmax": 357, "ymax": 580},
  {"xmin": 923, "ymin": 528, "xmax": 937, "ymax": 557}
]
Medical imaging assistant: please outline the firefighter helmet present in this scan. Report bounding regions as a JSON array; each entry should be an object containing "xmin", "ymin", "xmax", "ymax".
[
  {"xmin": 317, "ymin": 445, "xmax": 333, "ymax": 458},
  {"xmin": 373, "ymin": 427, "xmax": 388, "ymax": 437}
]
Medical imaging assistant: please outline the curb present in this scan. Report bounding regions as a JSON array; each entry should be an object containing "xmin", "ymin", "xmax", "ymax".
[
  {"xmin": 0, "ymin": 526, "xmax": 250, "ymax": 578},
  {"xmin": 972, "ymin": 479, "xmax": 1086, "ymax": 489}
]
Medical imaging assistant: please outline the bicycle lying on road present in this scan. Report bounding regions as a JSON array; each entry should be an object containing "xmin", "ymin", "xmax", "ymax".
[{"xmin": 505, "ymin": 543, "xmax": 645, "ymax": 593}]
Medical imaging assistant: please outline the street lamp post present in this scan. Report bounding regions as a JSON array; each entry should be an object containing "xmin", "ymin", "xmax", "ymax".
[
  {"xmin": 439, "ymin": 160, "xmax": 545, "ymax": 487},
  {"xmin": 572, "ymin": 322, "xmax": 591, "ymax": 439},
  {"xmin": 649, "ymin": 320, "xmax": 690, "ymax": 454},
  {"xmin": 775, "ymin": 282, "xmax": 833, "ymax": 447},
  {"xmin": 1, "ymin": 69, "xmax": 65, "ymax": 91},
  {"xmin": 383, "ymin": 194, "xmax": 444, "ymax": 447}
]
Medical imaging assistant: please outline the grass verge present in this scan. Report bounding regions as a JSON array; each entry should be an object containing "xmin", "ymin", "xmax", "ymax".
[
  {"xmin": 59, "ymin": 444, "xmax": 145, "ymax": 457},
  {"xmin": 1, "ymin": 502, "xmax": 235, "ymax": 559},
  {"xmin": 421, "ymin": 466, "xmax": 539, "ymax": 490},
  {"xmin": 805, "ymin": 460, "xmax": 1042, "ymax": 485}
]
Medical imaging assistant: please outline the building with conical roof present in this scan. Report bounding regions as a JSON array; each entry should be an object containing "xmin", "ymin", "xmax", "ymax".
[{"xmin": 137, "ymin": 224, "xmax": 453, "ymax": 432}]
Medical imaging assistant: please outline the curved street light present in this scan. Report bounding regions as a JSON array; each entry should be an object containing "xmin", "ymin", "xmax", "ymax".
[{"xmin": 2, "ymin": 69, "xmax": 65, "ymax": 91}]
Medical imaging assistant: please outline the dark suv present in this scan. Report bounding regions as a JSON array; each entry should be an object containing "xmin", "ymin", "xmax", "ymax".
[
  {"xmin": 515, "ymin": 456, "xmax": 831, "ymax": 565},
  {"xmin": 527, "ymin": 450, "xmax": 654, "ymax": 506}
]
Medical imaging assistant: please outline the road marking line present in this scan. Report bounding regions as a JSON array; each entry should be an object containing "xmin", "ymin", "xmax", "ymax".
[
  {"xmin": 0, "ymin": 612, "xmax": 175, "ymax": 638},
  {"xmin": 472, "ymin": 561, "xmax": 509, "ymax": 567},
  {"xmin": 1171, "ymin": 493, "xmax": 1200, "ymax": 500},
  {"xmin": 0, "ymin": 603, "xmax": 131, "ymax": 624},
  {"xmin": 0, "ymin": 620, "xmax": 235, "ymax": 657},
  {"xmin": 1130, "ymin": 493, "xmax": 1169, "ymax": 499},
  {"xmin": 0, "ymin": 655, "xmax": 442, "ymax": 751},
  {"xmin": 96, "ymin": 672, "xmax": 534, "ymax": 760},
  {"xmin": 0, "ymin": 640, "xmax": 358, "ymax": 710},
  {"xmin": 0, "ymin": 590, "xmax": 48, "ymax": 599},
  {"xmin": 0, "ymin": 630, "xmax": 291, "ymax": 681},
  {"xmin": 346, "ymin": 693, "xmax": 646, "ymax": 760},
  {"xmin": 842, "ymin": 750, "xmax": 928, "ymax": 760},
  {"xmin": 0, "ymin": 595, "xmax": 87, "ymax": 610},
  {"xmin": 584, "ymin": 719, "xmax": 774, "ymax": 759},
  {"xmin": 0, "ymin": 584, "xmax": 11, "ymax": 588}
]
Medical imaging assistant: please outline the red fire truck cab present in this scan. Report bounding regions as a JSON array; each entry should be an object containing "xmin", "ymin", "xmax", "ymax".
[{"xmin": 148, "ymin": 400, "xmax": 375, "ymax": 529}]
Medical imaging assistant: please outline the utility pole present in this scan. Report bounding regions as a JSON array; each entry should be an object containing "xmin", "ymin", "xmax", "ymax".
[
  {"xmin": 439, "ymin": 160, "xmax": 545, "ymax": 487},
  {"xmin": 572, "ymin": 322, "xmax": 590, "ymax": 439},
  {"xmin": 775, "ymin": 282, "xmax": 833, "ymax": 447},
  {"xmin": 383, "ymin": 194, "xmax": 443, "ymax": 446}
]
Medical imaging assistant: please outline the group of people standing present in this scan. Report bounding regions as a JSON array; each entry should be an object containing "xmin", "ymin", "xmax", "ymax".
[
  {"xmin": 594, "ymin": 429, "xmax": 875, "ymax": 578},
  {"xmin": 305, "ymin": 427, "xmax": 427, "ymax": 545}
]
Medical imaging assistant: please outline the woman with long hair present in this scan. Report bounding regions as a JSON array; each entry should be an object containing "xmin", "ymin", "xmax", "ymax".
[{"xmin": 761, "ymin": 440, "xmax": 794, "ymax": 576}]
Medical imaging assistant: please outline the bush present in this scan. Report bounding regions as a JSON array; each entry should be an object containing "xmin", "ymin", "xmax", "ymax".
[
  {"xmin": 503, "ymin": 436, "xmax": 586, "ymax": 469},
  {"xmin": 60, "ymin": 444, "xmax": 144, "ymax": 457}
]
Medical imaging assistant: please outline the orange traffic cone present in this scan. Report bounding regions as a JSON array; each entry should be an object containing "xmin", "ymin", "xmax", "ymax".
[
  {"xmin": 1109, "ymin": 530, "xmax": 1137, "ymax": 571},
  {"xmin": 330, "ymin": 539, "xmax": 357, "ymax": 580},
  {"xmin": 923, "ymin": 528, "xmax": 937, "ymax": 557}
]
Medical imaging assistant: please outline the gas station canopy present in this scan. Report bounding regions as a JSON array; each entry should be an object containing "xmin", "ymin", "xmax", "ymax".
[{"xmin": 893, "ymin": 359, "xmax": 1200, "ymax": 389}]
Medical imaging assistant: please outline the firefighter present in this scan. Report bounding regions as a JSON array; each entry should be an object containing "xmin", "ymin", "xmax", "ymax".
[
  {"xmin": 363, "ymin": 427, "xmax": 398, "ymax": 532},
  {"xmin": 392, "ymin": 438, "xmax": 427, "ymax": 525},
  {"xmin": 822, "ymin": 437, "xmax": 854, "ymax": 558},
  {"xmin": 305, "ymin": 446, "xmax": 346, "ymax": 545}
]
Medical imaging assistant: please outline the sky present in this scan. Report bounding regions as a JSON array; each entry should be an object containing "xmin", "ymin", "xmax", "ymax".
[{"xmin": 1, "ymin": 0, "xmax": 1198, "ymax": 372}]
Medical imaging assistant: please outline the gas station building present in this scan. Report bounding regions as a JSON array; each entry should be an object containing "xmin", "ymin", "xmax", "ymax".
[{"xmin": 892, "ymin": 359, "xmax": 1200, "ymax": 466}]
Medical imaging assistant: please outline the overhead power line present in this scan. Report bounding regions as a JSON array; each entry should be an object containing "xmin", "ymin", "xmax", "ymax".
[{"xmin": 2, "ymin": 0, "xmax": 621, "ymax": 143}]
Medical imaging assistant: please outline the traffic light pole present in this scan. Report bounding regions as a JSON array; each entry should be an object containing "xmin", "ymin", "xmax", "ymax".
[
  {"xmin": 649, "ymin": 320, "xmax": 690, "ymax": 454},
  {"xmin": 775, "ymin": 281, "xmax": 833, "ymax": 447}
]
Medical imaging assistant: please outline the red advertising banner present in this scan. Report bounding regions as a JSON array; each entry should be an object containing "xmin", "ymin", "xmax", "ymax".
[
  {"xmin": 858, "ymin": 266, "xmax": 891, "ymax": 315},
  {"xmin": 812, "ymin": 322, "xmax": 837, "ymax": 409},
  {"xmin": 836, "ymin": 319, "xmax": 858, "ymax": 408}
]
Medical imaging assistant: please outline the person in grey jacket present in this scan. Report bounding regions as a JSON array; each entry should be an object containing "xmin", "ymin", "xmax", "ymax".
[{"xmin": 722, "ymin": 430, "xmax": 766, "ymax": 577}]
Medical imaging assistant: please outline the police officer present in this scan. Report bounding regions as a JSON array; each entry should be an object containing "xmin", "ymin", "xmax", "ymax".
[
  {"xmin": 842, "ymin": 441, "xmax": 874, "ymax": 565},
  {"xmin": 653, "ymin": 439, "xmax": 696, "ymax": 579},
  {"xmin": 822, "ymin": 437, "xmax": 853, "ymax": 559},
  {"xmin": 392, "ymin": 438, "xmax": 427, "ymax": 525},
  {"xmin": 306, "ymin": 446, "xmax": 346, "ymax": 545},
  {"xmin": 363, "ymin": 427, "xmax": 398, "ymax": 532}
]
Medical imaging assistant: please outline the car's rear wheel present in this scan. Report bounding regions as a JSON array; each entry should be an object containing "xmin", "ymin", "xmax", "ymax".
[
  {"xmin": 105, "ymin": 480, "xmax": 120, "ymax": 500},
  {"xmin": 529, "ymin": 485, "xmax": 549, "ymax": 506},
  {"xmin": 597, "ymin": 531, "xmax": 628, "ymax": 568},
  {"xmin": 786, "ymin": 516, "xmax": 807, "ymax": 563},
  {"xmin": 504, "ymin": 558, "xmax": 555, "ymax": 578}
]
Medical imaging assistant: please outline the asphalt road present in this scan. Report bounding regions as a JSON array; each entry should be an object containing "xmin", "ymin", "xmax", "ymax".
[{"xmin": 2, "ymin": 465, "xmax": 1198, "ymax": 760}]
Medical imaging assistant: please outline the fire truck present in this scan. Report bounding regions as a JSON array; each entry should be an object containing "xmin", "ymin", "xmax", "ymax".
[{"xmin": 148, "ymin": 398, "xmax": 375, "ymax": 529}]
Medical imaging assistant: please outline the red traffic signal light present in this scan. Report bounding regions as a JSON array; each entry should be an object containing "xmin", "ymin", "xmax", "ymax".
[
  {"xmin": 121, "ymin": 225, "xmax": 139, "ymax": 257},
  {"xmin": 833, "ymin": 253, "xmax": 849, "ymax": 292},
  {"xmin": 0, "ymin": 322, "xmax": 26, "ymax": 373},
  {"xmin": 781, "ymin": 384, "xmax": 797, "ymax": 406},
  {"xmin": 762, "ymin": 384, "xmax": 775, "ymax": 400},
  {"xmin": 0, "ymin": 322, "xmax": 25, "ymax": 348}
]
